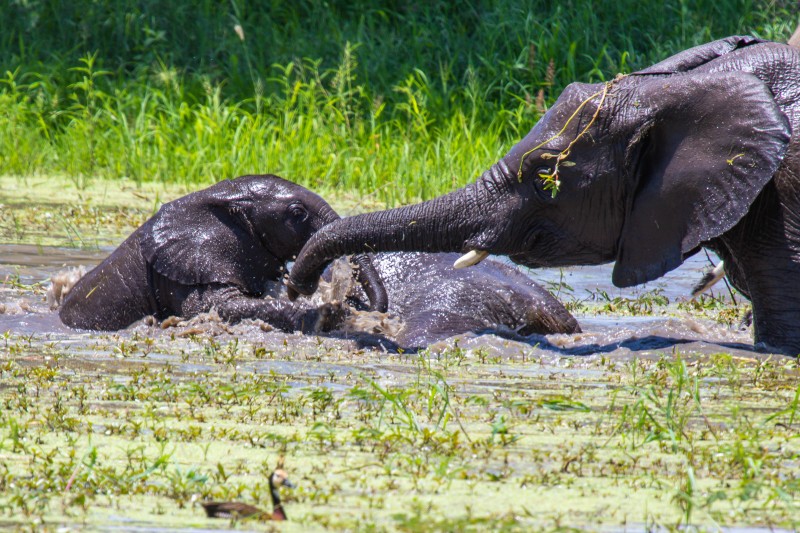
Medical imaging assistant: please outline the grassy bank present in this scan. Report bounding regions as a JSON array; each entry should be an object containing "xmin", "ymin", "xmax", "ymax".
[
  {"xmin": 1, "ymin": 1, "xmax": 797, "ymax": 203},
  {"xmin": 0, "ymin": 50, "xmax": 510, "ymax": 205}
]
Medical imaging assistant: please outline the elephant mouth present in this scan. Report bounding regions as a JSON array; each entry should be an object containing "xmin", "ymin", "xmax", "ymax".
[
  {"xmin": 506, "ymin": 227, "xmax": 613, "ymax": 268},
  {"xmin": 252, "ymin": 229, "xmax": 287, "ymax": 267}
]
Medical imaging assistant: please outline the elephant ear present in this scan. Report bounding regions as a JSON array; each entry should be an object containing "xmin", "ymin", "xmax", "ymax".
[
  {"xmin": 140, "ymin": 180, "xmax": 278, "ymax": 293},
  {"xmin": 636, "ymin": 35, "xmax": 764, "ymax": 74},
  {"xmin": 612, "ymin": 70, "xmax": 790, "ymax": 287}
]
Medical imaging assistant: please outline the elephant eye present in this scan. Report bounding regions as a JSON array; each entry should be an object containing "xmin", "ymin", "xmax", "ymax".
[{"xmin": 289, "ymin": 204, "xmax": 308, "ymax": 222}]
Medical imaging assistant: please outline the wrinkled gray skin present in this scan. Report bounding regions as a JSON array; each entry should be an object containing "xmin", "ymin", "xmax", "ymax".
[
  {"xmin": 289, "ymin": 36, "xmax": 800, "ymax": 354},
  {"xmin": 60, "ymin": 174, "xmax": 387, "ymax": 332},
  {"xmin": 339, "ymin": 252, "xmax": 580, "ymax": 349}
]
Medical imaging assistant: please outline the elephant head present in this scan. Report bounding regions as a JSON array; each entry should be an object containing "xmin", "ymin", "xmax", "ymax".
[
  {"xmin": 59, "ymin": 174, "xmax": 387, "ymax": 331},
  {"xmin": 288, "ymin": 37, "xmax": 800, "ymax": 351},
  {"xmin": 139, "ymin": 174, "xmax": 388, "ymax": 311}
]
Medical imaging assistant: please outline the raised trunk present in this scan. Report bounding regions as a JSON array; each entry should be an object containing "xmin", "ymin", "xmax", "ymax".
[{"xmin": 289, "ymin": 180, "xmax": 496, "ymax": 296}]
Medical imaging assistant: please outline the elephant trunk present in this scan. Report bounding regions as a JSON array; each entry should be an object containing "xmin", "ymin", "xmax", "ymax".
[
  {"xmin": 289, "ymin": 178, "xmax": 501, "ymax": 296},
  {"xmin": 316, "ymin": 206, "xmax": 389, "ymax": 312}
]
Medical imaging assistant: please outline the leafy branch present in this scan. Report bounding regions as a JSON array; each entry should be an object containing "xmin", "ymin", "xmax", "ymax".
[{"xmin": 518, "ymin": 75, "xmax": 624, "ymax": 197}]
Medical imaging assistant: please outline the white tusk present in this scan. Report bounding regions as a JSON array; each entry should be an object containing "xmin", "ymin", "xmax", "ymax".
[{"xmin": 453, "ymin": 250, "xmax": 489, "ymax": 269}]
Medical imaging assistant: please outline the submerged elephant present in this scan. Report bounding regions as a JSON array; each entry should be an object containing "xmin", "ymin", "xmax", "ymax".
[
  {"xmin": 327, "ymin": 252, "xmax": 580, "ymax": 349},
  {"xmin": 60, "ymin": 174, "xmax": 387, "ymax": 332},
  {"xmin": 288, "ymin": 36, "xmax": 800, "ymax": 354}
]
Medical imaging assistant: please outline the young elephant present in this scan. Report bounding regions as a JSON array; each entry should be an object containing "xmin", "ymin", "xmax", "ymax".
[
  {"xmin": 59, "ymin": 174, "xmax": 387, "ymax": 332},
  {"xmin": 328, "ymin": 252, "xmax": 580, "ymax": 349}
]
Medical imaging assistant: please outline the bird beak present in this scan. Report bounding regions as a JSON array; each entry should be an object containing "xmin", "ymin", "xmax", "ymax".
[{"xmin": 282, "ymin": 478, "xmax": 296, "ymax": 489}]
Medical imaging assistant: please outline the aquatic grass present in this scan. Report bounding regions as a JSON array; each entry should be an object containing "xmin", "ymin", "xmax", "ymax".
[
  {"xmin": 541, "ymin": 281, "xmax": 752, "ymax": 327},
  {"xmin": 0, "ymin": 330, "xmax": 798, "ymax": 528},
  {"xmin": 0, "ymin": 185, "xmax": 155, "ymax": 247},
  {"xmin": 586, "ymin": 287, "xmax": 671, "ymax": 315},
  {"xmin": 607, "ymin": 356, "xmax": 704, "ymax": 452}
]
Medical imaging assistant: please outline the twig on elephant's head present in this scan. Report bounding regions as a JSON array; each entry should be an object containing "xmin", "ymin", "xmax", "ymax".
[{"xmin": 518, "ymin": 75, "xmax": 625, "ymax": 197}]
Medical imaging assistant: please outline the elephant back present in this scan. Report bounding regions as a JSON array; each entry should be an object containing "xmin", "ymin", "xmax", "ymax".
[
  {"xmin": 342, "ymin": 252, "xmax": 579, "ymax": 346},
  {"xmin": 59, "ymin": 232, "xmax": 156, "ymax": 330}
]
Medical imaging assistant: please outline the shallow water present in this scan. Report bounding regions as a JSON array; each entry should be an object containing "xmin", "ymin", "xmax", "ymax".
[
  {"xmin": 0, "ymin": 243, "xmax": 764, "ymax": 360},
  {"xmin": 1, "ymin": 242, "xmax": 798, "ymax": 532}
]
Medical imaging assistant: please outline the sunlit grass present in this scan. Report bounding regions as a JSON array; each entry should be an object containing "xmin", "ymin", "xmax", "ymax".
[
  {"xmin": 0, "ymin": 56, "xmax": 510, "ymax": 206},
  {"xmin": 1, "ymin": 1, "xmax": 796, "ymax": 204}
]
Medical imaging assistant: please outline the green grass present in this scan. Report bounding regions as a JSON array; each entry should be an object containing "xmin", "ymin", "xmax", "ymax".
[
  {"xmin": 1, "ymin": 1, "xmax": 797, "ymax": 203},
  {"xmin": 0, "ymin": 51, "xmax": 509, "ymax": 205}
]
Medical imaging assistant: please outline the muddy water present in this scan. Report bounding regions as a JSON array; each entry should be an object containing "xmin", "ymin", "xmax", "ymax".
[
  {"xmin": 0, "ymin": 243, "xmax": 766, "ymax": 359},
  {"xmin": 2, "ymin": 242, "xmax": 797, "ymax": 532}
]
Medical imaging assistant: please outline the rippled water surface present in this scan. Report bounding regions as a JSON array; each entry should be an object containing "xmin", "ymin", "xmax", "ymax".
[{"xmin": 0, "ymin": 243, "xmax": 760, "ymax": 359}]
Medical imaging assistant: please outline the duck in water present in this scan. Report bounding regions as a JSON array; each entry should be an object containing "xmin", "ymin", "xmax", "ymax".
[{"xmin": 201, "ymin": 469, "xmax": 295, "ymax": 521}]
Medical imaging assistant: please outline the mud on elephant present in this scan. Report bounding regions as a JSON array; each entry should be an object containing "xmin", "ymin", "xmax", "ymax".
[
  {"xmin": 288, "ymin": 36, "xmax": 800, "ymax": 355},
  {"xmin": 324, "ymin": 252, "xmax": 580, "ymax": 350},
  {"xmin": 59, "ymin": 174, "xmax": 387, "ymax": 332}
]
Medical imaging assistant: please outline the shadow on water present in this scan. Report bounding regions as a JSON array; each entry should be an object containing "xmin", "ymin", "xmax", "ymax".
[{"xmin": 531, "ymin": 333, "xmax": 757, "ymax": 357}]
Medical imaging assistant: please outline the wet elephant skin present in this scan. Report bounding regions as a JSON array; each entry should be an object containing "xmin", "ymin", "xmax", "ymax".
[
  {"xmin": 289, "ymin": 36, "xmax": 800, "ymax": 355},
  {"xmin": 60, "ymin": 174, "xmax": 387, "ymax": 332},
  {"xmin": 339, "ymin": 252, "xmax": 580, "ymax": 349}
]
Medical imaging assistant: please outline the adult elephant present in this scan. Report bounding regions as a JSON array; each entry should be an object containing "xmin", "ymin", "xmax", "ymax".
[
  {"xmin": 288, "ymin": 36, "xmax": 800, "ymax": 354},
  {"xmin": 60, "ymin": 174, "xmax": 387, "ymax": 332},
  {"xmin": 330, "ymin": 252, "xmax": 580, "ymax": 349}
]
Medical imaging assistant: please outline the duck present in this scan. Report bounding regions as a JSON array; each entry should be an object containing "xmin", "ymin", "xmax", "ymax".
[{"xmin": 201, "ymin": 469, "xmax": 295, "ymax": 521}]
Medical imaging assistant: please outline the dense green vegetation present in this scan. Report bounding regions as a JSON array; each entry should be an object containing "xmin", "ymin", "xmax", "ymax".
[{"xmin": 1, "ymin": 1, "xmax": 797, "ymax": 203}]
